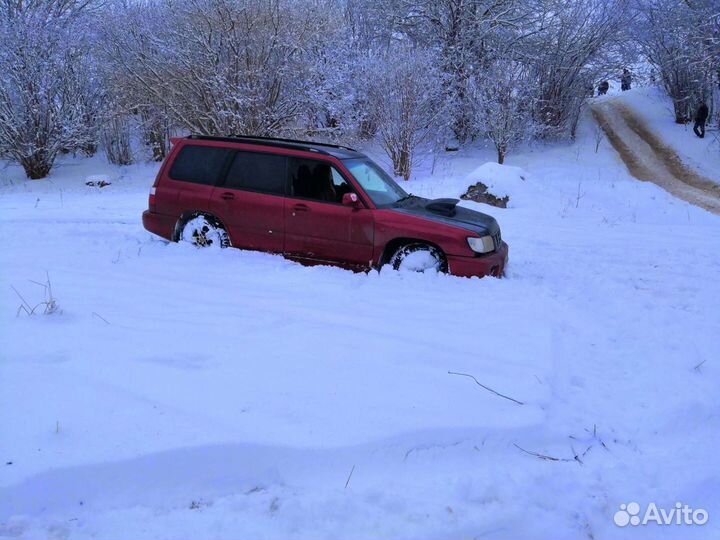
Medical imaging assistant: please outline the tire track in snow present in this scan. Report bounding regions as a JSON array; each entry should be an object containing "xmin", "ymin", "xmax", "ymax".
[{"xmin": 591, "ymin": 99, "xmax": 720, "ymax": 215}]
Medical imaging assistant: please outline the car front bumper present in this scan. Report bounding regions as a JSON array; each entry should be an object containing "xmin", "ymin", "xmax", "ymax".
[{"xmin": 447, "ymin": 242, "xmax": 509, "ymax": 278}]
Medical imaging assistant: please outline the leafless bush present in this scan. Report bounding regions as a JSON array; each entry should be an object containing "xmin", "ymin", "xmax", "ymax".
[
  {"xmin": 470, "ymin": 56, "xmax": 538, "ymax": 164},
  {"xmin": 102, "ymin": 0, "xmax": 332, "ymax": 137},
  {"xmin": 638, "ymin": 0, "xmax": 719, "ymax": 124},
  {"xmin": 140, "ymin": 108, "xmax": 171, "ymax": 162},
  {"xmin": 2, "ymin": 0, "xmax": 712, "ymax": 179},
  {"xmin": 368, "ymin": 48, "xmax": 446, "ymax": 180},
  {"xmin": 0, "ymin": 2, "xmax": 100, "ymax": 178},
  {"xmin": 529, "ymin": 0, "xmax": 630, "ymax": 138},
  {"xmin": 101, "ymin": 114, "xmax": 133, "ymax": 165}
]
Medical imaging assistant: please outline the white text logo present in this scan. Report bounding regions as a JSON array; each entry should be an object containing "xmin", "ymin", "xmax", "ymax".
[{"xmin": 614, "ymin": 502, "xmax": 708, "ymax": 527}]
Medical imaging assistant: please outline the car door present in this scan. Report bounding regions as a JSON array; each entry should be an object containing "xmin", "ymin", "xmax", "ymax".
[
  {"xmin": 208, "ymin": 150, "xmax": 287, "ymax": 253},
  {"xmin": 284, "ymin": 157, "xmax": 374, "ymax": 266}
]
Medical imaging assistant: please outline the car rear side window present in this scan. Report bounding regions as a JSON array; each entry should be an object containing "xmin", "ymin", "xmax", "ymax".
[
  {"xmin": 168, "ymin": 145, "xmax": 233, "ymax": 185},
  {"xmin": 223, "ymin": 151, "xmax": 287, "ymax": 195}
]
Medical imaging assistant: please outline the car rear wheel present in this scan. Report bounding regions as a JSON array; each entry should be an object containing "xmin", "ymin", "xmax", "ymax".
[
  {"xmin": 390, "ymin": 243, "xmax": 447, "ymax": 273},
  {"xmin": 180, "ymin": 214, "xmax": 230, "ymax": 248}
]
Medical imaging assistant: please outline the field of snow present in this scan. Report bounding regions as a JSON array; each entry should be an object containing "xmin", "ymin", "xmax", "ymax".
[{"xmin": 1, "ymin": 92, "xmax": 719, "ymax": 539}]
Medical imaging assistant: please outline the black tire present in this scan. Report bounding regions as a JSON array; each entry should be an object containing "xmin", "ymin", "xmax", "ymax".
[
  {"xmin": 179, "ymin": 214, "xmax": 230, "ymax": 248},
  {"xmin": 389, "ymin": 243, "xmax": 447, "ymax": 273}
]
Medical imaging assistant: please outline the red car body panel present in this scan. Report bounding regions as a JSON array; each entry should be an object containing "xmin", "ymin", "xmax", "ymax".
[
  {"xmin": 210, "ymin": 188, "xmax": 285, "ymax": 253},
  {"xmin": 284, "ymin": 198, "xmax": 374, "ymax": 265},
  {"xmin": 142, "ymin": 137, "xmax": 508, "ymax": 278}
]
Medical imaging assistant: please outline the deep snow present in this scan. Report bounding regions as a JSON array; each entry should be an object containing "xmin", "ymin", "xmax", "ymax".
[{"xmin": 1, "ymin": 89, "xmax": 719, "ymax": 540}]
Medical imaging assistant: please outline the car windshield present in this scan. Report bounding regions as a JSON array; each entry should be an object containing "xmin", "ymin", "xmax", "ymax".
[{"xmin": 343, "ymin": 158, "xmax": 408, "ymax": 207}]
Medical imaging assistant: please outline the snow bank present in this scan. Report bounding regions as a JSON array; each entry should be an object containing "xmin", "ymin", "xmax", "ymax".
[{"xmin": 463, "ymin": 162, "xmax": 534, "ymax": 208}]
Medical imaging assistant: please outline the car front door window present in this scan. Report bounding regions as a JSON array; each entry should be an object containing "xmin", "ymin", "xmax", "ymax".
[
  {"xmin": 284, "ymin": 158, "xmax": 373, "ymax": 264},
  {"xmin": 290, "ymin": 159, "xmax": 355, "ymax": 204}
]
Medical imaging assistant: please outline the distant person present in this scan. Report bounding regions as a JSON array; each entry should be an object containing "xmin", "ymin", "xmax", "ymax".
[
  {"xmin": 598, "ymin": 81, "xmax": 609, "ymax": 96},
  {"xmin": 621, "ymin": 69, "xmax": 632, "ymax": 91},
  {"xmin": 693, "ymin": 102, "xmax": 709, "ymax": 138}
]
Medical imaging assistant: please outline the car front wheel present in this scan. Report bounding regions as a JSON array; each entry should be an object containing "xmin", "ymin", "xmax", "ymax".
[
  {"xmin": 390, "ymin": 243, "xmax": 447, "ymax": 273},
  {"xmin": 180, "ymin": 214, "xmax": 230, "ymax": 248}
]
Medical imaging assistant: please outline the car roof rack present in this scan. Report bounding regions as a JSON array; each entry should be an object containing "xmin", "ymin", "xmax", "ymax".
[{"xmin": 187, "ymin": 134, "xmax": 358, "ymax": 154}]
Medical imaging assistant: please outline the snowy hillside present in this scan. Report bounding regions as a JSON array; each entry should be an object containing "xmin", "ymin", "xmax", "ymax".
[
  {"xmin": 616, "ymin": 87, "xmax": 720, "ymax": 183},
  {"xmin": 1, "ymin": 93, "xmax": 719, "ymax": 540}
]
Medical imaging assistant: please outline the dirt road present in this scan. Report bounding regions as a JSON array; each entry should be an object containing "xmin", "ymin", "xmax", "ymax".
[{"xmin": 591, "ymin": 99, "xmax": 720, "ymax": 215}]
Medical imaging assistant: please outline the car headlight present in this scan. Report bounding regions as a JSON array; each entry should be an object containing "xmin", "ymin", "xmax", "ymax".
[{"xmin": 467, "ymin": 235, "xmax": 495, "ymax": 254}]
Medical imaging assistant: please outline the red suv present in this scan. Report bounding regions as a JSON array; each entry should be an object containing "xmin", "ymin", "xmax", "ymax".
[{"xmin": 142, "ymin": 136, "xmax": 508, "ymax": 277}]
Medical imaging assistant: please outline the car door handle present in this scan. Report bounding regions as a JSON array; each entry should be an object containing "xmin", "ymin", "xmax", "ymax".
[
  {"xmin": 220, "ymin": 192, "xmax": 235, "ymax": 200},
  {"xmin": 292, "ymin": 204, "xmax": 309, "ymax": 212}
]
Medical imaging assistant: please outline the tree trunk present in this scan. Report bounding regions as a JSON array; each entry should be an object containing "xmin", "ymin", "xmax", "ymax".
[
  {"xmin": 497, "ymin": 147, "xmax": 506, "ymax": 165},
  {"xmin": 147, "ymin": 127, "xmax": 167, "ymax": 162},
  {"xmin": 82, "ymin": 142, "xmax": 98, "ymax": 157},
  {"xmin": 359, "ymin": 117, "xmax": 377, "ymax": 140},
  {"xmin": 21, "ymin": 154, "xmax": 53, "ymax": 179},
  {"xmin": 399, "ymin": 146, "xmax": 411, "ymax": 181},
  {"xmin": 142, "ymin": 111, "xmax": 169, "ymax": 162},
  {"xmin": 673, "ymin": 98, "xmax": 690, "ymax": 123}
]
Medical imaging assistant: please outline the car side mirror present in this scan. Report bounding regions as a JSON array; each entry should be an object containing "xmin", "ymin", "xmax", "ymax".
[{"xmin": 342, "ymin": 192, "xmax": 362, "ymax": 208}]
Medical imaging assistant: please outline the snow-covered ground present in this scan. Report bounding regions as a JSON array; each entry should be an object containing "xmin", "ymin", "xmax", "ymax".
[{"xmin": 1, "ymin": 90, "xmax": 719, "ymax": 540}]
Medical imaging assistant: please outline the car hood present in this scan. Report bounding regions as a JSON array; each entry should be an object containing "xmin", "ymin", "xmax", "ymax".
[{"xmin": 390, "ymin": 197, "xmax": 500, "ymax": 236}]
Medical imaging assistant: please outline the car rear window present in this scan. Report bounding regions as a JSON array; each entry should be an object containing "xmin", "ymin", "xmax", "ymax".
[
  {"xmin": 224, "ymin": 151, "xmax": 287, "ymax": 195},
  {"xmin": 168, "ymin": 145, "xmax": 233, "ymax": 185}
]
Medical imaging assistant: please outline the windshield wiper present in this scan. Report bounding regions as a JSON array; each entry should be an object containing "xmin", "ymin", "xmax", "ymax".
[{"xmin": 394, "ymin": 193, "xmax": 416, "ymax": 205}]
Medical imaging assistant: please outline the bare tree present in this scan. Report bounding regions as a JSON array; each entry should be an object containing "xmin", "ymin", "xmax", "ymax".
[
  {"xmin": 367, "ymin": 48, "xmax": 446, "ymax": 180},
  {"xmin": 139, "ymin": 108, "xmax": 172, "ymax": 163},
  {"xmin": 0, "ymin": 2, "xmax": 100, "ymax": 178},
  {"xmin": 101, "ymin": 114, "xmax": 133, "ymax": 166},
  {"xmin": 471, "ymin": 56, "xmax": 537, "ymax": 163},
  {"xmin": 637, "ymin": 0, "xmax": 718, "ymax": 123},
  {"xmin": 4, "ymin": 0, "xmax": 711, "ymax": 180},
  {"xmin": 102, "ymin": 0, "xmax": 335, "ymax": 138},
  {"xmin": 526, "ymin": 0, "xmax": 631, "ymax": 138},
  {"xmin": 391, "ymin": 0, "xmax": 529, "ymax": 143},
  {"xmin": 0, "ymin": 0, "xmax": 100, "ymax": 19}
]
